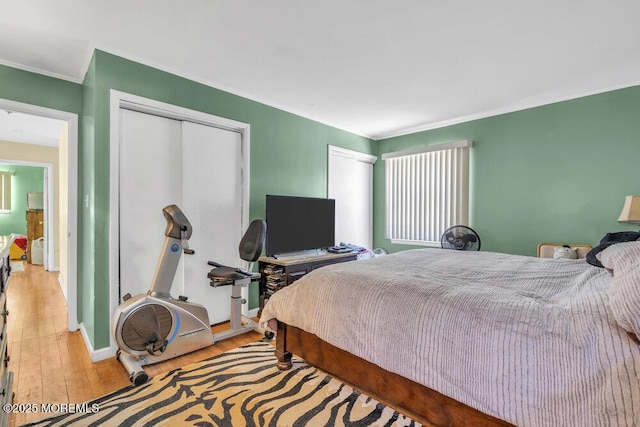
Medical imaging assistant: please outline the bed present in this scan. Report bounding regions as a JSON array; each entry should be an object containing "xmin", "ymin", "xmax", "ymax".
[{"xmin": 259, "ymin": 243, "xmax": 640, "ymax": 426}]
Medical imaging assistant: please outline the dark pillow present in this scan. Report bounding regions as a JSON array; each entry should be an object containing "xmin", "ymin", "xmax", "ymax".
[
  {"xmin": 586, "ymin": 231, "xmax": 640, "ymax": 268},
  {"xmin": 600, "ymin": 231, "xmax": 640, "ymax": 245}
]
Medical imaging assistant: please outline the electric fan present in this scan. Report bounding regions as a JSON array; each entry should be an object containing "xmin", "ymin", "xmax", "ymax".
[{"xmin": 441, "ymin": 225, "xmax": 481, "ymax": 251}]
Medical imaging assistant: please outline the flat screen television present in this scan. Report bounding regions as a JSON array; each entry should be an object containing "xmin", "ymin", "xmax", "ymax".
[{"xmin": 266, "ymin": 195, "xmax": 335, "ymax": 256}]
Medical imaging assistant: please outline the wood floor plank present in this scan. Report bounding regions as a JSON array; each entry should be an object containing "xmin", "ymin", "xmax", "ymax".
[{"xmin": 40, "ymin": 336, "xmax": 66, "ymax": 404}]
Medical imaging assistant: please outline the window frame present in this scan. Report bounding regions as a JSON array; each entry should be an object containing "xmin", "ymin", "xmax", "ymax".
[
  {"xmin": 0, "ymin": 171, "xmax": 13, "ymax": 214},
  {"xmin": 382, "ymin": 140, "xmax": 473, "ymax": 246}
]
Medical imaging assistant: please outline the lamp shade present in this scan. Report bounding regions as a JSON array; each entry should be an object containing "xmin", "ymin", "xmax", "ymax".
[{"xmin": 618, "ymin": 195, "xmax": 640, "ymax": 224}]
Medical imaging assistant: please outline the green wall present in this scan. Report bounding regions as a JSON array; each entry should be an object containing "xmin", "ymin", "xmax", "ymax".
[
  {"xmin": 80, "ymin": 56, "xmax": 97, "ymax": 340},
  {"xmin": 374, "ymin": 85, "xmax": 640, "ymax": 255},
  {"xmin": 0, "ymin": 64, "xmax": 82, "ymax": 114},
  {"xmin": 81, "ymin": 50, "xmax": 375, "ymax": 349},
  {"xmin": 0, "ymin": 165, "xmax": 44, "ymax": 235}
]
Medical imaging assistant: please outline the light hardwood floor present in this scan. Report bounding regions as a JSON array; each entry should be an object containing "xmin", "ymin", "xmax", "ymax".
[{"xmin": 6, "ymin": 262, "xmax": 262, "ymax": 426}]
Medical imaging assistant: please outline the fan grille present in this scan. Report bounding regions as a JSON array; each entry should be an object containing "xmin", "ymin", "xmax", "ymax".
[
  {"xmin": 441, "ymin": 226, "xmax": 481, "ymax": 251},
  {"xmin": 121, "ymin": 304, "xmax": 173, "ymax": 352}
]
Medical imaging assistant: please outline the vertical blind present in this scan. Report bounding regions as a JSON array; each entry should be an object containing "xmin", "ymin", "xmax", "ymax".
[{"xmin": 383, "ymin": 140, "xmax": 472, "ymax": 244}]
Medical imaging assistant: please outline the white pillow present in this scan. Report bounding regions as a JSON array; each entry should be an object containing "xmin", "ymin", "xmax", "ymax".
[
  {"xmin": 599, "ymin": 242, "xmax": 640, "ymax": 337},
  {"xmin": 597, "ymin": 241, "xmax": 640, "ymax": 271}
]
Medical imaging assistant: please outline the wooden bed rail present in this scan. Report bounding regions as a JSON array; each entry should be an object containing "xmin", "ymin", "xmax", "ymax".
[{"xmin": 275, "ymin": 322, "xmax": 513, "ymax": 427}]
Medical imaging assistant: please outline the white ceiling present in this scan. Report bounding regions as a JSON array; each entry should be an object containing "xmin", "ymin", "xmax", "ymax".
[
  {"xmin": 0, "ymin": 109, "xmax": 66, "ymax": 147},
  {"xmin": 0, "ymin": 0, "xmax": 639, "ymax": 140}
]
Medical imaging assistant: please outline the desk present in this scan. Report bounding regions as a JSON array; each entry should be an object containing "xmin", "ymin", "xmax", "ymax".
[{"xmin": 258, "ymin": 252, "xmax": 357, "ymax": 315}]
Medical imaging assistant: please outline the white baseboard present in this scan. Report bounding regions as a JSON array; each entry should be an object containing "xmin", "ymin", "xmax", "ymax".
[
  {"xmin": 246, "ymin": 307, "xmax": 259, "ymax": 318},
  {"xmin": 79, "ymin": 323, "xmax": 117, "ymax": 362},
  {"xmin": 57, "ymin": 274, "xmax": 68, "ymax": 301}
]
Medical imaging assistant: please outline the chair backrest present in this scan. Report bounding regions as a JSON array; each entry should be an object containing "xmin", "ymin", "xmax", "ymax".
[{"xmin": 239, "ymin": 219, "xmax": 266, "ymax": 262}]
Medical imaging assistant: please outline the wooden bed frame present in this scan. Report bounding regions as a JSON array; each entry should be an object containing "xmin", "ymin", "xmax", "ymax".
[{"xmin": 275, "ymin": 322, "xmax": 513, "ymax": 427}]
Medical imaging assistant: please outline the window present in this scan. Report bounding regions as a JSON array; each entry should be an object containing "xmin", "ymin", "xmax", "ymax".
[
  {"xmin": 0, "ymin": 171, "xmax": 12, "ymax": 213},
  {"xmin": 382, "ymin": 140, "xmax": 473, "ymax": 245},
  {"xmin": 328, "ymin": 145, "xmax": 377, "ymax": 250}
]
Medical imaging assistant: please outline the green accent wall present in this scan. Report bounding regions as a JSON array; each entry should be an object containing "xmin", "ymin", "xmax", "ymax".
[
  {"xmin": 0, "ymin": 165, "xmax": 44, "ymax": 235},
  {"xmin": 374, "ymin": 85, "xmax": 640, "ymax": 255},
  {"xmin": 81, "ymin": 50, "xmax": 375, "ymax": 349},
  {"xmin": 80, "ymin": 56, "xmax": 97, "ymax": 340},
  {"xmin": 0, "ymin": 64, "xmax": 82, "ymax": 114}
]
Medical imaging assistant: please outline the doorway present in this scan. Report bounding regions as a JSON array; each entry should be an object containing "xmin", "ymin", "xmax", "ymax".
[
  {"xmin": 0, "ymin": 98, "xmax": 79, "ymax": 331},
  {"xmin": 0, "ymin": 161, "xmax": 50, "ymax": 265}
]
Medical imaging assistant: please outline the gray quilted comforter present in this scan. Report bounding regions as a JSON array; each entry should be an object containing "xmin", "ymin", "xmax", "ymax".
[{"xmin": 260, "ymin": 249, "xmax": 640, "ymax": 426}]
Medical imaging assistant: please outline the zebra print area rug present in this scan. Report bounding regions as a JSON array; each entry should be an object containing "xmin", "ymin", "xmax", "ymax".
[{"xmin": 24, "ymin": 341, "xmax": 420, "ymax": 426}]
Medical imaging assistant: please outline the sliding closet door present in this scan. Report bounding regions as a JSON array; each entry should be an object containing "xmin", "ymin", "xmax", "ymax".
[
  {"xmin": 181, "ymin": 122, "xmax": 243, "ymax": 322},
  {"xmin": 119, "ymin": 109, "xmax": 183, "ymax": 299},
  {"xmin": 119, "ymin": 111, "xmax": 243, "ymax": 323}
]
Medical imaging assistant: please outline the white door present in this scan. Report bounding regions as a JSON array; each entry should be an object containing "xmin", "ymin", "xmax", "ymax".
[
  {"xmin": 119, "ymin": 110, "xmax": 183, "ymax": 299},
  {"xmin": 119, "ymin": 109, "xmax": 243, "ymax": 323},
  {"xmin": 42, "ymin": 167, "xmax": 49, "ymax": 270},
  {"xmin": 328, "ymin": 146, "xmax": 377, "ymax": 249},
  {"xmin": 181, "ymin": 122, "xmax": 243, "ymax": 321}
]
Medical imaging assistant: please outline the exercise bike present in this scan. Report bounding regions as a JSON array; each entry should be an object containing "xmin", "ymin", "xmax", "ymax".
[{"xmin": 112, "ymin": 204, "xmax": 268, "ymax": 385}]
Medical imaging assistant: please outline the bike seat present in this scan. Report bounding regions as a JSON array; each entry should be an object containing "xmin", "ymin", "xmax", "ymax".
[
  {"xmin": 206, "ymin": 219, "xmax": 265, "ymax": 286},
  {"xmin": 207, "ymin": 265, "xmax": 247, "ymax": 281}
]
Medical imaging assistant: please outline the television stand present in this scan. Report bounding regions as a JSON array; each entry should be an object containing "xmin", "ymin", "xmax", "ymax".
[{"xmin": 258, "ymin": 252, "xmax": 357, "ymax": 315}]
